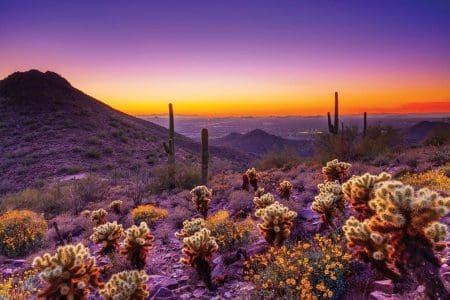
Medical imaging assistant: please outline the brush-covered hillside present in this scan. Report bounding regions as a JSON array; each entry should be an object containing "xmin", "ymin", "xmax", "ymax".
[{"xmin": 0, "ymin": 70, "xmax": 246, "ymax": 193}]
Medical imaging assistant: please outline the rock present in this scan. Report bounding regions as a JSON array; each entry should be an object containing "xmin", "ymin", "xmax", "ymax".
[
  {"xmin": 247, "ymin": 239, "xmax": 269, "ymax": 256},
  {"xmin": 150, "ymin": 287, "xmax": 175, "ymax": 299},
  {"xmin": 180, "ymin": 293, "xmax": 193, "ymax": 300},
  {"xmin": 148, "ymin": 275, "xmax": 179, "ymax": 290},
  {"xmin": 369, "ymin": 291, "xmax": 391, "ymax": 300},
  {"xmin": 178, "ymin": 275, "xmax": 190, "ymax": 285},
  {"xmin": 193, "ymin": 288, "xmax": 205, "ymax": 298},
  {"xmin": 416, "ymin": 285, "xmax": 425, "ymax": 293},
  {"xmin": 2, "ymin": 268, "xmax": 13, "ymax": 276},
  {"xmin": 224, "ymin": 291, "xmax": 232, "ymax": 298},
  {"xmin": 11, "ymin": 259, "xmax": 26, "ymax": 267},
  {"xmin": 298, "ymin": 208, "xmax": 318, "ymax": 220},
  {"xmin": 372, "ymin": 279, "xmax": 394, "ymax": 294}
]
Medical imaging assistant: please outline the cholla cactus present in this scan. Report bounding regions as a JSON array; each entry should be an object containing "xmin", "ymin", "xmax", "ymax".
[
  {"xmin": 342, "ymin": 172, "xmax": 391, "ymax": 220},
  {"xmin": 90, "ymin": 221, "xmax": 124, "ymax": 255},
  {"xmin": 311, "ymin": 181, "xmax": 344, "ymax": 228},
  {"xmin": 344, "ymin": 180, "xmax": 450, "ymax": 297},
  {"xmin": 254, "ymin": 187, "xmax": 265, "ymax": 197},
  {"xmin": 243, "ymin": 168, "xmax": 258, "ymax": 191},
  {"xmin": 322, "ymin": 159, "xmax": 351, "ymax": 183},
  {"xmin": 253, "ymin": 192, "xmax": 275, "ymax": 210},
  {"xmin": 180, "ymin": 228, "xmax": 218, "ymax": 290},
  {"xmin": 277, "ymin": 180, "xmax": 293, "ymax": 199},
  {"xmin": 100, "ymin": 270, "xmax": 149, "ymax": 300},
  {"xmin": 255, "ymin": 202, "xmax": 297, "ymax": 246},
  {"xmin": 190, "ymin": 185, "xmax": 212, "ymax": 217},
  {"xmin": 109, "ymin": 200, "xmax": 123, "ymax": 214},
  {"xmin": 91, "ymin": 209, "xmax": 107, "ymax": 226},
  {"xmin": 175, "ymin": 218, "xmax": 206, "ymax": 239},
  {"xmin": 32, "ymin": 243, "xmax": 103, "ymax": 299},
  {"xmin": 343, "ymin": 217, "xmax": 397, "ymax": 277},
  {"xmin": 121, "ymin": 222, "xmax": 154, "ymax": 269}
]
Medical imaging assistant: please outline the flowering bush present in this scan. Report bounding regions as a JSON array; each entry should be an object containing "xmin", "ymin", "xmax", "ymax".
[
  {"xmin": 0, "ymin": 210, "xmax": 47, "ymax": 257},
  {"xmin": 400, "ymin": 165, "xmax": 450, "ymax": 193},
  {"xmin": 244, "ymin": 235, "xmax": 351, "ymax": 299},
  {"xmin": 0, "ymin": 269, "xmax": 38, "ymax": 299},
  {"xmin": 131, "ymin": 204, "xmax": 168, "ymax": 226},
  {"xmin": 206, "ymin": 210, "xmax": 254, "ymax": 253}
]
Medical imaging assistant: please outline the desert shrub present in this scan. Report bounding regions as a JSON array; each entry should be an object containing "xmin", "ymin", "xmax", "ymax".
[
  {"xmin": 205, "ymin": 210, "xmax": 254, "ymax": 253},
  {"xmin": 255, "ymin": 147, "xmax": 301, "ymax": 170},
  {"xmin": 131, "ymin": 204, "xmax": 168, "ymax": 226},
  {"xmin": 0, "ymin": 210, "xmax": 47, "ymax": 257},
  {"xmin": 313, "ymin": 125, "xmax": 401, "ymax": 162},
  {"xmin": 150, "ymin": 162, "xmax": 201, "ymax": 192},
  {"xmin": 424, "ymin": 126, "xmax": 450, "ymax": 146},
  {"xmin": 109, "ymin": 200, "xmax": 123, "ymax": 214},
  {"xmin": 0, "ymin": 269, "xmax": 39, "ymax": 299},
  {"xmin": 73, "ymin": 175, "xmax": 108, "ymax": 203},
  {"xmin": 400, "ymin": 166, "xmax": 450, "ymax": 193},
  {"xmin": 0, "ymin": 185, "xmax": 70, "ymax": 217},
  {"xmin": 244, "ymin": 235, "xmax": 351, "ymax": 299},
  {"xmin": 168, "ymin": 206, "xmax": 193, "ymax": 229}
]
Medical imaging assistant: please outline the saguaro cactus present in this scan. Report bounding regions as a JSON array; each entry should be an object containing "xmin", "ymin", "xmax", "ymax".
[
  {"xmin": 327, "ymin": 92, "xmax": 339, "ymax": 134},
  {"xmin": 201, "ymin": 128, "xmax": 209, "ymax": 185},
  {"xmin": 162, "ymin": 103, "xmax": 175, "ymax": 188},
  {"xmin": 363, "ymin": 112, "xmax": 367, "ymax": 136}
]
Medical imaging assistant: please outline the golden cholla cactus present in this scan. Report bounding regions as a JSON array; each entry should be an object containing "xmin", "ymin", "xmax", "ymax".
[
  {"xmin": 180, "ymin": 228, "xmax": 218, "ymax": 290},
  {"xmin": 121, "ymin": 222, "xmax": 154, "ymax": 269},
  {"xmin": 243, "ymin": 168, "xmax": 258, "ymax": 191},
  {"xmin": 175, "ymin": 218, "xmax": 206, "ymax": 239},
  {"xmin": 311, "ymin": 181, "xmax": 344, "ymax": 228},
  {"xmin": 344, "ymin": 180, "xmax": 450, "ymax": 297},
  {"xmin": 255, "ymin": 202, "xmax": 297, "ymax": 246},
  {"xmin": 322, "ymin": 159, "xmax": 351, "ymax": 183},
  {"xmin": 90, "ymin": 221, "xmax": 124, "ymax": 255},
  {"xmin": 91, "ymin": 209, "xmax": 107, "ymax": 226},
  {"xmin": 277, "ymin": 180, "xmax": 293, "ymax": 199},
  {"xmin": 342, "ymin": 172, "xmax": 391, "ymax": 220},
  {"xmin": 32, "ymin": 243, "xmax": 103, "ymax": 299},
  {"xmin": 190, "ymin": 185, "xmax": 212, "ymax": 217},
  {"xmin": 253, "ymin": 192, "xmax": 275, "ymax": 210},
  {"xmin": 100, "ymin": 270, "xmax": 149, "ymax": 300},
  {"xmin": 109, "ymin": 200, "xmax": 123, "ymax": 214},
  {"xmin": 254, "ymin": 187, "xmax": 265, "ymax": 197}
]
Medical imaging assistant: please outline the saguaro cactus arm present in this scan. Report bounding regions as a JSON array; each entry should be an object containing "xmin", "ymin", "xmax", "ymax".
[{"xmin": 201, "ymin": 128, "xmax": 209, "ymax": 185}]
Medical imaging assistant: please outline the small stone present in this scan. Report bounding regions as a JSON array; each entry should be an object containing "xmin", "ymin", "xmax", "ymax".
[
  {"xmin": 224, "ymin": 291, "xmax": 232, "ymax": 298},
  {"xmin": 372, "ymin": 279, "xmax": 394, "ymax": 294},
  {"xmin": 150, "ymin": 287, "xmax": 174, "ymax": 299},
  {"xmin": 416, "ymin": 285, "xmax": 425, "ymax": 293},
  {"xmin": 369, "ymin": 291, "xmax": 391, "ymax": 300},
  {"xmin": 193, "ymin": 288, "xmax": 205, "ymax": 298}
]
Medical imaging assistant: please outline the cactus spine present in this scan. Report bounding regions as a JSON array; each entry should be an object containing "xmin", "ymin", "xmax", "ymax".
[
  {"xmin": 201, "ymin": 128, "xmax": 209, "ymax": 185},
  {"xmin": 163, "ymin": 103, "xmax": 175, "ymax": 188},
  {"xmin": 327, "ymin": 91, "xmax": 339, "ymax": 134}
]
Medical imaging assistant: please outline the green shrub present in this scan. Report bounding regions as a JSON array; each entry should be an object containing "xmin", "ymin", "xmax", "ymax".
[
  {"xmin": 255, "ymin": 147, "xmax": 301, "ymax": 170},
  {"xmin": 149, "ymin": 162, "xmax": 201, "ymax": 192}
]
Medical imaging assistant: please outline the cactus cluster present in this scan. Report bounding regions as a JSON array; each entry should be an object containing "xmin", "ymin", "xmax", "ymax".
[
  {"xmin": 90, "ymin": 221, "xmax": 124, "ymax": 255},
  {"xmin": 254, "ymin": 187, "xmax": 265, "ymax": 197},
  {"xmin": 343, "ymin": 180, "xmax": 450, "ymax": 297},
  {"xmin": 253, "ymin": 192, "xmax": 275, "ymax": 210},
  {"xmin": 190, "ymin": 185, "xmax": 212, "ymax": 217},
  {"xmin": 91, "ymin": 209, "xmax": 107, "ymax": 226},
  {"xmin": 175, "ymin": 218, "xmax": 206, "ymax": 239},
  {"xmin": 180, "ymin": 228, "xmax": 218, "ymax": 289},
  {"xmin": 100, "ymin": 270, "xmax": 149, "ymax": 300},
  {"xmin": 322, "ymin": 159, "xmax": 351, "ymax": 183},
  {"xmin": 255, "ymin": 202, "xmax": 297, "ymax": 246},
  {"xmin": 32, "ymin": 243, "xmax": 103, "ymax": 299},
  {"xmin": 109, "ymin": 200, "xmax": 123, "ymax": 214},
  {"xmin": 277, "ymin": 180, "xmax": 292, "ymax": 199},
  {"xmin": 342, "ymin": 172, "xmax": 391, "ymax": 220},
  {"xmin": 243, "ymin": 168, "xmax": 258, "ymax": 191},
  {"xmin": 311, "ymin": 181, "xmax": 344, "ymax": 228},
  {"xmin": 121, "ymin": 222, "xmax": 155, "ymax": 269}
]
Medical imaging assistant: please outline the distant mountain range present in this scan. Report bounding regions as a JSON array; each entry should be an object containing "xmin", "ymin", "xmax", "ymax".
[
  {"xmin": 212, "ymin": 129, "xmax": 313, "ymax": 157},
  {"xmin": 0, "ymin": 70, "xmax": 246, "ymax": 193},
  {"xmin": 404, "ymin": 121, "xmax": 450, "ymax": 144}
]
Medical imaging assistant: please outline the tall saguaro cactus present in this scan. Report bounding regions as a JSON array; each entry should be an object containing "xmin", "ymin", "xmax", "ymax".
[
  {"xmin": 163, "ymin": 103, "xmax": 175, "ymax": 188},
  {"xmin": 363, "ymin": 112, "xmax": 367, "ymax": 136},
  {"xmin": 201, "ymin": 128, "xmax": 209, "ymax": 185},
  {"xmin": 327, "ymin": 92, "xmax": 339, "ymax": 134}
]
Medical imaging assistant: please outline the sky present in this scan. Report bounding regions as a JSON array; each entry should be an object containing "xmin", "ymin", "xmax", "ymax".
[{"xmin": 0, "ymin": 0, "xmax": 450, "ymax": 116}]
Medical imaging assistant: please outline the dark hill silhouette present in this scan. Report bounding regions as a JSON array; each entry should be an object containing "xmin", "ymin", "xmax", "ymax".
[
  {"xmin": 405, "ymin": 121, "xmax": 450, "ymax": 144},
  {"xmin": 212, "ymin": 129, "xmax": 313, "ymax": 157},
  {"xmin": 0, "ymin": 70, "xmax": 247, "ymax": 193}
]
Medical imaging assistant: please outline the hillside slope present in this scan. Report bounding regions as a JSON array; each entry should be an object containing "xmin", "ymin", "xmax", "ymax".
[
  {"xmin": 0, "ymin": 70, "xmax": 246, "ymax": 193},
  {"xmin": 212, "ymin": 129, "xmax": 313, "ymax": 157}
]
